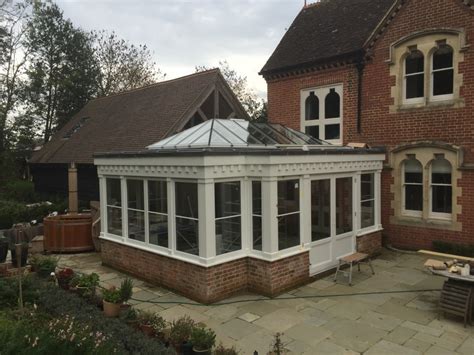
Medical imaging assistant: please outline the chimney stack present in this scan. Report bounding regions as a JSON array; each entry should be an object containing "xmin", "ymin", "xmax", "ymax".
[{"xmin": 68, "ymin": 162, "xmax": 78, "ymax": 214}]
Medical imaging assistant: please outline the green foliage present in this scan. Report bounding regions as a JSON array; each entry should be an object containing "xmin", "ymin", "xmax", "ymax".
[
  {"xmin": 71, "ymin": 272, "xmax": 100, "ymax": 288},
  {"xmin": 30, "ymin": 255, "xmax": 58, "ymax": 277},
  {"xmin": 35, "ymin": 286, "xmax": 171, "ymax": 354},
  {"xmin": 0, "ymin": 180, "xmax": 36, "ymax": 202},
  {"xmin": 102, "ymin": 286, "xmax": 122, "ymax": 304},
  {"xmin": 190, "ymin": 326, "xmax": 216, "ymax": 351},
  {"xmin": 0, "ymin": 310, "xmax": 117, "ymax": 355},
  {"xmin": 0, "ymin": 199, "xmax": 67, "ymax": 229},
  {"xmin": 0, "ymin": 275, "xmax": 41, "ymax": 308},
  {"xmin": 169, "ymin": 315, "xmax": 196, "ymax": 345},
  {"xmin": 137, "ymin": 310, "xmax": 167, "ymax": 333},
  {"xmin": 432, "ymin": 240, "xmax": 474, "ymax": 257},
  {"xmin": 119, "ymin": 277, "xmax": 133, "ymax": 303}
]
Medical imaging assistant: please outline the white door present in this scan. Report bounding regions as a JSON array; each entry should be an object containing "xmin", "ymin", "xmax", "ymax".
[{"xmin": 309, "ymin": 176, "xmax": 355, "ymax": 275}]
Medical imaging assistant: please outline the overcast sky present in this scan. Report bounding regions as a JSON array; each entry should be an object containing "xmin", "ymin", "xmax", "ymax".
[{"xmin": 55, "ymin": 0, "xmax": 304, "ymax": 99}]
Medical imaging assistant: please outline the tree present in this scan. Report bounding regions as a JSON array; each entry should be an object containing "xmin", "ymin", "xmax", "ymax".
[
  {"xmin": 93, "ymin": 30, "xmax": 164, "ymax": 97},
  {"xmin": 0, "ymin": 0, "xmax": 31, "ymax": 154},
  {"xmin": 25, "ymin": 1, "xmax": 99, "ymax": 143},
  {"xmin": 196, "ymin": 60, "xmax": 267, "ymax": 121}
]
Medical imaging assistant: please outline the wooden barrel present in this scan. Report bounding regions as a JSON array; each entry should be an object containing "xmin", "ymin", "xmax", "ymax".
[{"xmin": 43, "ymin": 213, "xmax": 94, "ymax": 253}]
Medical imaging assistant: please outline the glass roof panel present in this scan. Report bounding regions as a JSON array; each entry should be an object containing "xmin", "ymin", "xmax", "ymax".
[{"xmin": 147, "ymin": 119, "xmax": 329, "ymax": 150}]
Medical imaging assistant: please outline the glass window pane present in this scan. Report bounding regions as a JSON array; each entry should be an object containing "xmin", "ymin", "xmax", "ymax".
[
  {"xmin": 175, "ymin": 182, "xmax": 198, "ymax": 218},
  {"xmin": 278, "ymin": 180, "xmax": 299, "ymax": 215},
  {"xmin": 432, "ymin": 159, "xmax": 452, "ymax": 184},
  {"xmin": 361, "ymin": 174, "xmax": 374, "ymax": 201},
  {"xmin": 278, "ymin": 213, "xmax": 300, "ymax": 250},
  {"xmin": 433, "ymin": 70, "xmax": 454, "ymax": 96},
  {"xmin": 216, "ymin": 216, "xmax": 241, "ymax": 255},
  {"xmin": 107, "ymin": 207, "xmax": 122, "ymax": 235},
  {"xmin": 336, "ymin": 177, "xmax": 353, "ymax": 235},
  {"xmin": 432, "ymin": 186, "xmax": 452, "ymax": 213},
  {"xmin": 252, "ymin": 216, "xmax": 262, "ymax": 251},
  {"xmin": 311, "ymin": 179, "xmax": 331, "ymax": 241},
  {"xmin": 433, "ymin": 47, "xmax": 453, "ymax": 70},
  {"xmin": 127, "ymin": 180, "xmax": 144, "ymax": 210},
  {"xmin": 252, "ymin": 181, "xmax": 262, "ymax": 216},
  {"xmin": 361, "ymin": 200, "xmax": 375, "ymax": 229},
  {"xmin": 325, "ymin": 124, "xmax": 340, "ymax": 140},
  {"xmin": 149, "ymin": 180, "xmax": 167, "ymax": 214},
  {"xmin": 107, "ymin": 179, "xmax": 121, "ymax": 206},
  {"xmin": 305, "ymin": 92, "xmax": 319, "ymax": 120},
  {"xmin": 215, "ymin": 182, "xmax": 241, "ymax": 218},
  {"xmin": 406, "ymin": 74, "xmax": 424, "ymax": 99},
  {"xmin": 176, "ymin": 217, "xmax": 199, "ymax": 255},
  {"xmin": 149, "ymin": 213, "xmax": 168, "ymax": 248},
  {"xmin": 128, "ymin": 210, "xmax": 145, "ymax": 242},
  {"xmin": 325, "ymin": 89, "xmax": 340, "ymax": 118},
  {"xmin": 405, "ymin": 185, "xmax": 423, "ymax": 211},
  {"xmin": 406, "ymin": 51, "xmax": 424, "ymax": 74},
  {"xmin": 405, "ymin": 160, "xmax": 423, "ymax": 183},
  {"xmin": 305, "ymin": 126, "xmax": 319, "ymax": 140}
]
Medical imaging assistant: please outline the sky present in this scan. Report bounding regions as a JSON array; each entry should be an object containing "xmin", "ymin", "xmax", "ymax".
[{"xmin": 55, "ymin": 0, "xmax": 305, "ymax": 99}]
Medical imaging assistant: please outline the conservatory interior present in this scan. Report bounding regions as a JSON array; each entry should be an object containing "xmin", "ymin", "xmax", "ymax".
[{"xmin": 94, "ymin": 119, "xmax": 385, "ymax": 303}]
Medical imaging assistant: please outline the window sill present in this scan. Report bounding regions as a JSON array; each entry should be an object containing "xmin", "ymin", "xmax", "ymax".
[
  {"xmin": 394, "ymin": 98, "xmax": 464, "ymax": 112},
  {"xmin": 357, "ymin": 225, "xmax": 383, "ymax": 238},
  {"xmin": 391, "ymin": 215, "xmax": 460, "ymax": 231}
]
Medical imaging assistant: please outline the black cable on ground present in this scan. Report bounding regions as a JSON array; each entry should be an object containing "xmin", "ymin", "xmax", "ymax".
[{"xmin": 129, "ymin": 288, "xmax": 442, "ymax": 307}]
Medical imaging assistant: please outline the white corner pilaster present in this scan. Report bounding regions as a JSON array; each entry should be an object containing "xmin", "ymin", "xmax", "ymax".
[
  {"xmin": 121, "ymin": 176, "xmax": 128, "ymax": 240},
  {"xmin": 198, "ymin": 179, "xmax": 215, "ymax": 259},
  {"xmin": 241, "ymin": 178, "xmax": 251, "ymax": 251},
  {"xmin": 99, "ymin": 176, "xmax": 106, "ymax": 235},
  {"xmin": 375, "ymin": 170, "xmax": 382, "ymax": 228},
  {"xmin": 167, "ymin": 178, "xmax": 176, "ymax": 254},
  {"xmin": 301, "ymin": 175, "xmax": 311, "ymax": 246},
  {"xmin": 262, "ymin": 177, "xmax": 278, "ymax": 254}
]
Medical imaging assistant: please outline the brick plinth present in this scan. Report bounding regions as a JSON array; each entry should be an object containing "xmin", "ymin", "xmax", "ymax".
[
  {"xmin": 101, "ymin": 240, "xmax": 310, "ymax": 303},
  {"xmin": 356, "ymin": 231, "xmax": 382, "ymax": 256}
]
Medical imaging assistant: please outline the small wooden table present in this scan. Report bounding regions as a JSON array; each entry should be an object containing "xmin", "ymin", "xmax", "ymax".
[
  {"xmin": 334, "ymin": 252, "xmax": 374, "ymax": 286},
  {"xmin": 429, "ymin": 268, "xmax": 474, "ymax": 327}
]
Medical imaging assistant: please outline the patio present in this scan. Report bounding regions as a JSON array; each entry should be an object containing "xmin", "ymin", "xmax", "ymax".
[{"xmin": 58, "ymin": 248, "xmax": 473, "ymax": 354}]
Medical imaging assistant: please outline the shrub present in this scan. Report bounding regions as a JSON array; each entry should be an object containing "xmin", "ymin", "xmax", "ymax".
[
  {"xmin": 119, "ymin": 278, "xmax": 133, "ymax": 303},
  {"xmin": 138, "ymin": 311, "xmax": 167, "ymax": 333},
  {"xmin": 102, "ymin": 286, "xmax": 122, "ymax": 304},
  {"xmin": 71, "ymin": 272, "xmax": 100, "ymax": 288},
  {"xmin": 432, "ymin": 240, "xmax": 474, "ymax": 258},
  {"xmin": 30, "ymin": 255, "xmax": 58, "ymax": 277},
  {"xmin": 190, "ymin": 326, "xmax": 216, "ymax": 351},
  {"xmin": 0, "ymin": 275, "xmax": 41, "ymax": 308},
  {"xmin": 0, "ymin": 199, "xmax": 67, "ymax": 229},
  {"xmin": 0, "ymin": 180, "xmax": 37, "ymax": 203},
  {"xmin": 169, "ymin": 315, "xmax": 196, "ymax": 345},
  {"xmin": 35, "ymin": 285, "xmax": 173, "ymax": 354},
  {"xmin": 214, "ymin": 343, "xmax": 239, "ymax": 355}
]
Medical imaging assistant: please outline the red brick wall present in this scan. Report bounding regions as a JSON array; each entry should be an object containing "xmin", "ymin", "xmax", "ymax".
[
  {"xmin": 101, "ymin": 240, "xmax": 310, "ymax": 303},
  {"xmin": 266, "ymin": 0, "xmax": 474, "ymax": 250},
  {"xmin": 356, "ymin": 231, "xmax": 383, "ymax": 256}
]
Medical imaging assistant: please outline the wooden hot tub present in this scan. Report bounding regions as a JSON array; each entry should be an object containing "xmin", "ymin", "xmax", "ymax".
[{"xmin": 43, "ymin": 213, "xmax": 93, "ymax": 253}]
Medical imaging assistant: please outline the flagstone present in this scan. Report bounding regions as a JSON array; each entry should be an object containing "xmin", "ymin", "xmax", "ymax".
[
  {"xmin": 401, "ymin": 320, "xmax": 443, "ymax": 336},
  {"xmin": 253, "ymin": 308, "xmax": 309, "ymax": 333},
  {"xmin": 404, "ymin": 337, "xmax": 432, "ymax": 353},
  {"xmin": 238, "ymin": 312, "xmax": 260, "ymax": 323},
  {"xmin": 284, "ymin": 322, "xmax": 331, "ymax": 346},
  {"xmin": 383, "ymin": 326, "xmax": 417, "ymax": 345},
  {"xmin": 365, "ymin": 340, "xmax": 421, "ymax": 355},
  {"xmin": 219, "ymin": 318, "xmax": 262, "ymax": 340},
  {"xmin": 456, "ymin": 336, "xmax": 474, "ymax": 355},
  {"xmin": 327, "ymin": 320, "xmax": 388, "ymax": 353},
  {"xmin": 358, "ymin": 310, "xmax": 403, "ymax": 331},
  {"xmin": 159, "ymin": 305, "xmax": 208, "ymax": 324}
]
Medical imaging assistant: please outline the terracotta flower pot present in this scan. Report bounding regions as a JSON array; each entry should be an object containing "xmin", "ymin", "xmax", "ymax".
[{"xmin": 103, "ymin": 300, "xmax": 121, "ymax": 317}]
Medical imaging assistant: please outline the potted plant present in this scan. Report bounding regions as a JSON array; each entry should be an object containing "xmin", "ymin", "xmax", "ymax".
[
  {"xmin": 56, "ymin": 268, "xmax": 75, "ymax": 290},
  {"xmin": 137, "ymin": 311, "xmax": 167, "ymax": 337},
  {"xmin": 33, "ymin": 255, "xmax": 58, "ymax": 278},
  {"xmin": 120, "ymin": 307, "xmax": 139, "ymax": 327},
  {"xmin": 71, "ymin": 272, "xmax": 99, "ymax": 297},
  {"xmin": 119, "ymin": 277, "xmax": 133, "ymax": 310},
  {"xmin": 102, "ymin": 286, "xmax": 122, "ymax": 317},
  {"xmin": 191, "ymin": 326, "xmax": 216, "ymax": 354},
  {"xmin": 0, "ymin": 237, "xmax": 8, "ymax": 263},
  {"xmin": 169, "ymin": 315, "xmax": 196, "ymax": 354}
]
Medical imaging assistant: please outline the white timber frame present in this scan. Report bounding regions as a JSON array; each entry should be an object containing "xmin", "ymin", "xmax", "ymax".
[{"xmin": 95, "ymin": 153, "xmax": 384, "ymax": 273}]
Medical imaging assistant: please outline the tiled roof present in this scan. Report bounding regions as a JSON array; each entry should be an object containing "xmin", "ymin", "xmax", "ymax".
[
  {"xmin": 260, "ymin": 0, "xmax": 396, "ymax": 76},
  {"xmin": 30, "ymin": 70, "xmax": 222, "ymax": 164}
]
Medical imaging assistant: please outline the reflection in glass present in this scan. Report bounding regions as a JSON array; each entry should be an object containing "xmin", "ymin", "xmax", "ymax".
[
  {"xmin": 252, "ymin": 181, "xmax": 262, "ymax": 251},
  {"xmin": 336, "ymin": 177, "xmax": 353, "ymax": 235},
  {"xmin": 277, "ymin": 179, "xmax": 300, "ymax": 250},
  {"xmin": 128, "ymin": 210, "xmax": 145, "ymax": 242},
  {"xmin": 175, "ymin": 182, "xmax": 199, "ymax": 255},
  {"xmin": 149, "ymin": 213, "xmax": 168, "ymax": 248},
  {"xmin": 311, "ymin": 179, "xmax": 331, "ymax": 241},
  {"xmin": 360, "ymin": 174, "xmax": 375, "ymax": 228},
  {"xmin": 215, "ymin": 182, "xmax": 241, "ymax": 255}
]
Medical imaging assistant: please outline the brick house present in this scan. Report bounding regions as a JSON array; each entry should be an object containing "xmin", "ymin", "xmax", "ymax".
[{"xmin": 260, "ymin": 0, "xmax": 474, "ymax": 251}]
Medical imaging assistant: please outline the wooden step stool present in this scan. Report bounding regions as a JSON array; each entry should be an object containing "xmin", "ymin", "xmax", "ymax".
[{"xmin": 334, "ymin": 252, "xmax": 375, "ymax": 286}]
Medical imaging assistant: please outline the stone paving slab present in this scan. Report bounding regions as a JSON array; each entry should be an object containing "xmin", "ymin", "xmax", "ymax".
[{"xmin": 57, "ymin": 249, "xmax": 474, "ymax": 354}]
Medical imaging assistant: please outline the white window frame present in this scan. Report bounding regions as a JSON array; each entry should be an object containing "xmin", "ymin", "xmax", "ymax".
[
  {"xmin": 402, "ymin": 161, "xmax": 423, "ymax": 218},
  {"xmin": 277, "ymin": 177, "xmax": 301, "ymax": 251},
  {"xmin": 126, "ymin": 179, "xmax": 146, "ymax": 244},
  {"xmin": 105, "ymin": 177, "xmax": 123, "ymax": 238},
  {"xmin": 430, "ymin": 47, "xmax": 454, "ymax": 102},
  {"xmin": 301, "ymin": 84, "xmax": 343, "ymax": 145},
  {"xmin": 174, "ymin": 180, "xmax": 200, "ymax": 257},
  {"xmin": 429, "ymin": 162, "xmax": 453, "ymax": 220},
  {"xmin": 359, "ymin": 172, "xmax": 379, "ymax": 233},
  {"xmin": 146, "ymin": 179, "xmax": 170, "ymax": 251},
  {"xmin": 214, "ymin": 180, "xmax": 242, "ymax": 256},
  {"xmin": 403, "ymin": 52, "xmax": 425, "ymax": 105}
]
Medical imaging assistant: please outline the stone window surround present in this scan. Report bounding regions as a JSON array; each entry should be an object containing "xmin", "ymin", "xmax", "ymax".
[
  {"xmin": 388, "ymin": 29, "xmax": 468, "ymax": 113},
  {"xmin": 388, "ymin": 142, "xmax": 462, "ymax": 232}
]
